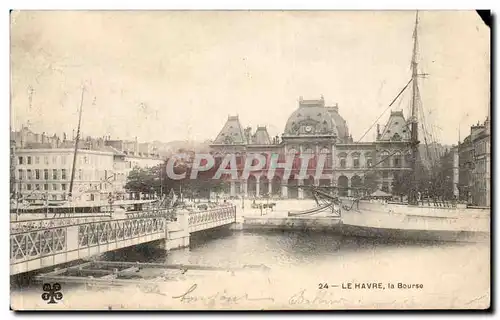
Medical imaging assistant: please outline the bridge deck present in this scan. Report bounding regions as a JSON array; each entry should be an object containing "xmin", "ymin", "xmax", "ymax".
[{"xmin": 10, "ymin": 205, "xmax": 237, "ymax": 275}]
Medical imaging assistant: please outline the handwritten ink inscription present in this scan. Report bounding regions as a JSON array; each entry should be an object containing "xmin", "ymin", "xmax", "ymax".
[
  {"xmin": 289, "ymin": 289, "xmax": 347, "ymax": 306},
  {"xmin": 172, "ymin": 284, "xmax": 274, "ymax": 306}
]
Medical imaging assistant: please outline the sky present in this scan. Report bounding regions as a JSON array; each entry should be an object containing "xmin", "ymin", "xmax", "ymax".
[{"xmin": 10, "ymin": 11, "xmax": 490, "ymax": 145}]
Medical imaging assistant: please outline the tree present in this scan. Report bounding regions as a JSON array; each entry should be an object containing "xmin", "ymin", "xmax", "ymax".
[
  {"xmin": 363, "ymin": 171, "xmax": 379, "ymax": 195},
  {"xmin": 428, "ymin": 149, "xmax": 454, "ymax": 200},
  {"xmin": 391, "ymin": 171, "xmax": 412, "ymax": 197},
  {"xmin": 125, "ymin": 165, "xmax": 163, "ymax": 195}
]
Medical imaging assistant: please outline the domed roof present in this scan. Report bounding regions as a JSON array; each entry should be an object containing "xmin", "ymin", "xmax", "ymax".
[{"xmin": 284, "ymin": 97, "xmax": 349, "ymax": 139}]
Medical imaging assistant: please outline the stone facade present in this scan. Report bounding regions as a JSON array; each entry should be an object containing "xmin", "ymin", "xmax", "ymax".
[
  {"xmin": 459, "ymin": 117, "xmax": 491, "ymax": 207},
  {"xmin": 14, "ymin": 148, "xmax": 115, "ymax": 203},
  {"xmin": 210, "ymin": 96, "xmax": 412, "ymax": 199}
]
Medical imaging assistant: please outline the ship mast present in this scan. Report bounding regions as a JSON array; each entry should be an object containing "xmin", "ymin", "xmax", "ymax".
[
  {"xmin": 409, "ymin": 11, "xmax": 421, "ymax": 205},
  {"xmin": 68, "ymin": 86, "xmax": 85, "ymax": 200}
]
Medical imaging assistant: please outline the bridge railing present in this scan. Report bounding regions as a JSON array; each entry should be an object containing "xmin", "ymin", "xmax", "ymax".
[
  {"xmin": 10, "ymin": 215, "xmax": 112, "ymax": 233},
  {"xmin": 11, "ymin": 205, "xmax": 236, "ymax": 269},
  {"xmin": 188, "ymin": 205, "xmax": 237, "ymax": 230},
  {"xmin": 78, "ymin": 217, "xmax": 165, "ymax": 248},
  {"xmin": 10, "ymin": 216, "xmax": 166, "ymax": 265}
]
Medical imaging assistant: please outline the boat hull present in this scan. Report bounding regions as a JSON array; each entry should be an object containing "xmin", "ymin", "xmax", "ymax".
[
  {"xmin": 340, "ymin": 198, "xmax": 489, "ymax": 217},
  {"xmin": 338, "ymin": 221, "xmax": 490, "ymax": 243}
]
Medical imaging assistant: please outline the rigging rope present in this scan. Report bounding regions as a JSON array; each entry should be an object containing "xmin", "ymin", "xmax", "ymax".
[{"xmin": 356, "ymin": 78, "xmax": 413, "ymax": 143}]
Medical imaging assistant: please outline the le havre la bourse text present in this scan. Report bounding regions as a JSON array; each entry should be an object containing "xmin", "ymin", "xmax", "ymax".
[
  {"xmin": 318, "ymin": 282, "xmax": 424, "ymax": 290},
  {"xmin": 343, "ymin": 282, "xmax": 423, "ymax": 290}
]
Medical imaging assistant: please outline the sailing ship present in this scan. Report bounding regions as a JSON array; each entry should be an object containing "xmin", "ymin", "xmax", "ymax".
[
  {"xmin": 291, "ymin": 12, "xmax": 490, "ymax": 242},
  {"xmin": 343, "ymin": 12, "xmax": 488, "ymax": 212}
]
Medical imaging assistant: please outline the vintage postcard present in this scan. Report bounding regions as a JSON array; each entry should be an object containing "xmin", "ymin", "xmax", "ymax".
[{"xmin": 10, "ymin": 10, "xmax": 490, "ymax": 310}]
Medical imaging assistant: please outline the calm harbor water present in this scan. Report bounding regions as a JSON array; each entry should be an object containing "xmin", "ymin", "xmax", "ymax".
[{"xmin": 11, "ymin": 229, "xmax": 490, "ymax": 310}]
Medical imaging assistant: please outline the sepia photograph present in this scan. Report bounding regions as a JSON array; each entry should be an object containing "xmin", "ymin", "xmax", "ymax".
[{"xmin": 9, "ymin": 10, "xmax": 491, "ymax": 310}]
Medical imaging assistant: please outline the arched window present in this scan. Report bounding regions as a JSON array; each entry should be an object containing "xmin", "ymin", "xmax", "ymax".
[
  {"xmin": 340, "ymin": 159, "xmax": 346, "ymax": 168},
  {"xmin": 393, "ymin": 150, "xmax": 402, "ymax": 168},
  {"xmin": 319, "ymin": 147, "xmax": 331, "ymax": 169},
  {"xmin": 364, "ymin": 151, "xmax": 373, "ymax": 168},
  {"xmin": 352, "ymin": 152, "xmax": 360, "ymax": 168},
  {"xmin": 380, "ymin": 150, "xmax": 390, "ymax": 168},
  {"xmin": 338, "ymin": 152, "xmax": 347, "ymax": 168}
]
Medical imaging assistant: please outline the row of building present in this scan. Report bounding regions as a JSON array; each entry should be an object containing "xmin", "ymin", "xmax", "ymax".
[
  {"xmin": 10, "ymin": 97, "xmax": 490, "ymax": 207},
  {"xmin": 208, "ymin": 96, "xmax": 490, "ymax": 207},
  {"xmin": 458, "ymin": 117, "xmax": 491, "ymax": 207},
  {"xmin": 10, "ymin": 127, "xmax": 165, "ymax": 204}
]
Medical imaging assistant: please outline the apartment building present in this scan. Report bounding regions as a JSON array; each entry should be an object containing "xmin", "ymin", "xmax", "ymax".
[{"xmin": 14, "ymin": 148, "xmax": 115, "ymax": 203}]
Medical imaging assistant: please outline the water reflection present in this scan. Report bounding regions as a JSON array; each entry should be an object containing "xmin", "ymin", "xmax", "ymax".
[{"xmin": 11, "ymin": 229, "xmax": 486, "ymax": 297}]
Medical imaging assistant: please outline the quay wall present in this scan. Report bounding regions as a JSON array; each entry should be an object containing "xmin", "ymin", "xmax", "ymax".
[
  {"xmin": 242, "ymin": 215, "xmax": 490, "ymax": 243},
  {"xmin": 243, "ymin": 216, "xmax": 341, "ymax": 231}
]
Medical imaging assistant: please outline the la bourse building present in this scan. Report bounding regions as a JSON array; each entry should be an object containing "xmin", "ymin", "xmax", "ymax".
[{"xmin": 208, "ymin": 96, "xmax": 411, "ymax": 199}]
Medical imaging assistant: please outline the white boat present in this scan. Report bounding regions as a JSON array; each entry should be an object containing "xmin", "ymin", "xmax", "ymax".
[
  {"xmin": 285, "ymin": 13, "xmax": 490, "ymax": 242},
  {"xmin": 334, "ymin": 12, "xmax": 491, "ymax": 241}
]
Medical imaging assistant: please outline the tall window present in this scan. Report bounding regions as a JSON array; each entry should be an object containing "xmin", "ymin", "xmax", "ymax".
[
  {"xmin": 27, "ymin": 184, "xmax": 32, "ymax": 191},
  {"xmin": 18, "ymin": 156, "xmax": 23, "ymax": 165},
  {"xmin": 44, "ymin": 169, "xmax": 49, "ymax": 180},
  {"xmin": 18, "ymin": 169, "xmax": 24, "ymax": 180},
  {"xmin": 27, "ymin": 156, "xmax": 32, "ymax": 165},
  {"xmin": 353, "ymin": 158, "xmax": 360, "ymax": 168},
  {"xmin": 44, "ymin": 184, "xmax": 48, "ymax": 191},
  {"xmin": 52, "ymin": 156, "xmax": 57, "ymax": 164},
  {"xmin": 53, "ymin": 184, "xmax": 58, "ymax": 191},
  {"xmin": 44, "ymin": 156, "xmax": 49, "ymax": 165},
  {"xmin": 35, "ymin": 156, "xmax": 40, "ymax": 164},
  {"xmin": 394, "ymin": 156, "xmax": 401, "ymax": 168},
  {"xmin": 319, "ymin": 147, "xmax": 331, "ymax": 169},
  {"xmin": 52, "ymin": 169, "xmax": 58, "ymax": 180},
  {"xmin": 27, "ymin": 169, "xmax": 32, "ymax": 180},
  {"xmin": 340, "ymin": 158, "xmax": 346, "ymax": 168},
  {"xmin": 366, "ymin": 158, "xmax": 373, "ymax": 167},
  {"xmin": 61, "ymin": 184, "xmax": 67, "ymax": 191},
  {"xmin": 62, "ymin": 169, "xmax": 67, "ymax": 180},
  {"xmin": 381, "ymin": 152, "xmax": 390, "ymax": 168},
  {"xmin": 35, "ymin": 169, "xmax": 40, "ymax": 180}
]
